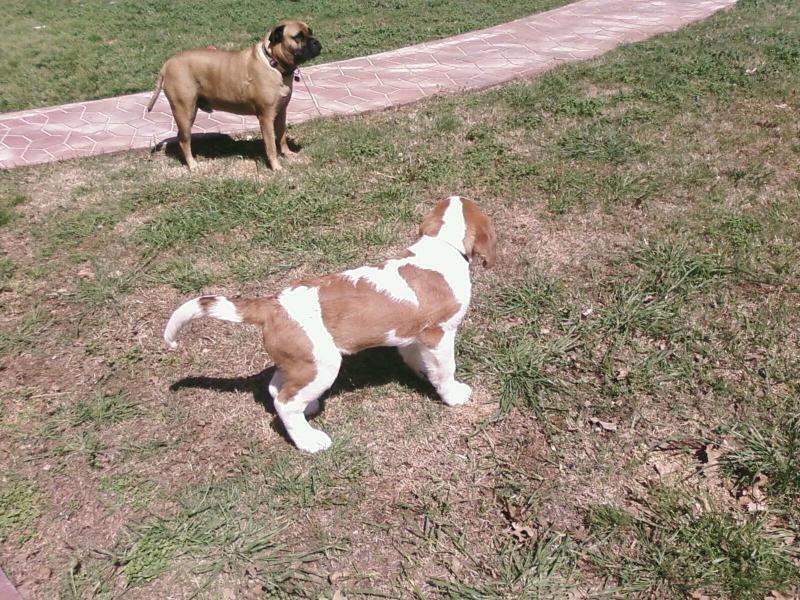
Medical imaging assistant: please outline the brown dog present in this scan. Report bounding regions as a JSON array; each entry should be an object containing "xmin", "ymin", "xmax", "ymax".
[{"xmin": 147, "ymin": 20, "xmax": 321, "ymax": 171}]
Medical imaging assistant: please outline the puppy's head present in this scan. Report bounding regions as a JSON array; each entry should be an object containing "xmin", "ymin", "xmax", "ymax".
[
  {"xmin": 419, "ymin": 196, "xmax": 497, "ymax": 268},
  {"xmin": 267, "ymin": 20, "xmax": 322, "ymax": 68}
]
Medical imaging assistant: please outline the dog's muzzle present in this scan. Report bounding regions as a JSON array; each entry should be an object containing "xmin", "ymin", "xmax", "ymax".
[{"xmin": 302, "ymin": 38, "xmax": 322, "ymax": 60}]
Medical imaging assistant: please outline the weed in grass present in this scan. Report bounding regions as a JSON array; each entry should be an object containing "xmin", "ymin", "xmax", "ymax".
[
  {"xmin": 722, "ymin": 416, "xmax": 800, "ymax": 519},
  {"xmin": 0, "ymin": 193, "xmax": 26, "ymax": 227},
  {"xmin": 0, "ymin": 308, "xmax": 53, "ymax": 359},
  {"xmin": 44, "ymin": 206, "xmax": 124, "ymax": 255},
  {"xmin": 599, "ymin": 170, "xmax": 661, "ymax": 209},
  {"xmin": 558, "ymin": 120, "xmax": 646, "ymax": 165},
  {"xmin": 112, "ymin": 480, "xmax": 335, "ymax": 594},
  {"xmin": 73, "ymin": 431, "xmax": 107, "ymax": 469},
  {"xmin": 429, "ymin": 532, "xmax": 575, "ymax": 599},
  {"xmin": 600, "ymin": 241, "xmax": 728, "ymax": 339},
  {"xmin": 143, "ymin": 256, "xmax": 216, "ymax": 293},
  {"xmin": 0, "ymin": 254, "xmax": 14, "ymax": 285},
  {"xmin": 717, "ymin": 212, "xmax": 764, "ymax": 251},
  {"xmin": 262, "ymin": 435, "xmax": 372, "ymax": 509},
  {"xmin": 0, "ymin": 477, "xmax": 41, "ymax": 543},
  {"xmin": 536, "ymin": 168, "xmax": 596, "ymax": 214},
  {"xmin": 69, "ymin": 391, "xmax": 139, "ymax": 427},
  {"xmin": 492, "ymin": 271, "xmax": 560, "ymax": 324},
  {"xmin": 586, "ymin": 487, "xmax": 799, "ymax": 598}
]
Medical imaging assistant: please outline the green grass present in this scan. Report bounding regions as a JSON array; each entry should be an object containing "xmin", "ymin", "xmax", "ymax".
[
  {"xmin": 111, "ymin": 479, "xmax": 338, "ymax": 594},
  {"xmin": 723, "ymin": 416, "xmax": 800, "ymax": 522},
  {"xmin": 1, "ymin": 0, "xmax": 570, "ymax": 111},
  {"xmin": 0, "ymin": 477, "xmax": 41, "ymax": 543},
  {"xmin": 100, "ymin": 473, "xmax": 157, "ymax": 512},
  {"xmin": 586, "ymin": 487, "xmax": 799, "ymax": 598},
  {"xmin": 429, "ymin": 532, "xmax": 575, "ymax": 599}
]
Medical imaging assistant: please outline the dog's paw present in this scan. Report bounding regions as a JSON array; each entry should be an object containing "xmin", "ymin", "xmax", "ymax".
[
  {"xmin": 442, "ymin": 382, "xmax": 472, "ymax": 407},
  {"xmin": 294, "ymin": 428, "xmax": 332, "ymax": 453}
]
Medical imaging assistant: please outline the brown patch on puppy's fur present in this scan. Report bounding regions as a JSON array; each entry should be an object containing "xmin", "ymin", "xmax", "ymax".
[
  {"xmin": 317, "ymin": 266, "xmax": 460, "ymax": 354},
  {"xmin": 419, "ymin": 201, "xmax": 447, "ymax": 237}
]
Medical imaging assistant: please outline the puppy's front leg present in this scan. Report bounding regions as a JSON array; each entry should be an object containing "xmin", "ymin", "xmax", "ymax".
[
  {"xmin": 419, "ymin": 331, "xmax": 472, "ymax": 406},
  {"xmin": 258, "ymin": 110, "xmax": 282, "ymax": 171}
]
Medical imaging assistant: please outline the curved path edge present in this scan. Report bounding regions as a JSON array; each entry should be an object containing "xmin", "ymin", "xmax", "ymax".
[{"xmin": 0, "ymin": 0, "xmax": 736, "ymax": 170}]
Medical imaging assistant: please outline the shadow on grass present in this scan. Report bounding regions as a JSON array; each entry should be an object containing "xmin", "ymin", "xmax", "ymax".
[
  {"xmin": 169, "ymin": 346, "xmax": 436, "ymax": 443},
  {"xmin": 154, "ymin": 132, "xmax": 302, "ymax": 166}
]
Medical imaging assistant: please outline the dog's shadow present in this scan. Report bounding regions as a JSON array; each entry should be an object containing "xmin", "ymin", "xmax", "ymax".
[
  {"xmin": 155, "ymin": 133, "xmax": 301, "ymax": 164},
  {"xmin": 169, "ymin": 347, "xmax": 436, "ymax": 443}
]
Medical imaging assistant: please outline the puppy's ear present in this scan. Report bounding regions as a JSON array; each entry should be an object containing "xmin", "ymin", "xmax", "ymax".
[
  {"xmin": 462, "ymin": 199, "xmax": 497, "ymax": 268},
  {"xmin": 269, "ymin": 24, "xmax": 286, "ymax": 46},
  {"xmin": 472, "ymin": 222, "xmax": 497, "ymax": 268}
]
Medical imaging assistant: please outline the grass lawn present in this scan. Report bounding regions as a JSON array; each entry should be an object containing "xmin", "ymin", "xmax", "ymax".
[
  {"xmin": 0, "ymin": 0, "xmax": 570, "ymax": 112},
  {"xmin": 1, "ymin": 0, "xmax": 800, "ymax": 598}
]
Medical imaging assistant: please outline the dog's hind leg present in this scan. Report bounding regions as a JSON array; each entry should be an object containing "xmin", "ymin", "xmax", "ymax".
[
  {"xmin": 273, "ymin": 350, "xmax": 341, "ymax": 453},
  {"xmin": 269, "ymin": 369, "xmax": 319, "ymax": 416},
  {"xmin": 168, "ymin": 96, "xmax": 198, "ymax": 170},
  {"xmin": 419, "ymin": 330, "xmax": 472, "ymax": 407}
]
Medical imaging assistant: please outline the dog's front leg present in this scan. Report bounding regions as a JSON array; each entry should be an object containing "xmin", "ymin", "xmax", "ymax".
[
  {"xmin": 275, "ymin": 106, "xmax": 294, "ymax": 157},
  {"xmin": 258, "ymin": 110, "xmax": 282, "ymax": 171},
  {"xmin": 419, "ymin": 331, "xmax": 472, "ymax": 406}
]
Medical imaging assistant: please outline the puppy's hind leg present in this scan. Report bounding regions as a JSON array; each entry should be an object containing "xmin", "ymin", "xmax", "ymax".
[
  {"xmin": 270, "ymin": 370, "xmax": 318, "ymax": 416},
  {"xmin": 274, "ymin": 351, "xmax": 341, "ymax": 453}
]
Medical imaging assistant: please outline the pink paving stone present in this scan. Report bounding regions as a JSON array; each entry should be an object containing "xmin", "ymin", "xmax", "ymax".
[
  {"xmin": 3, "ymin": 135, "xmax": 31, "ymax": 149},
  {"xmin": 0, "ymin": 568, "xmax": 22, "ymax": 600},
  {"xmin": 0, "ymin": 0, "xmax": 738, "ymax": 169},
  {"xmin": 29, "ymin": 133, "xmax": 70, "ymax": 149},
  {"xmin": 21, "ymin": 148, "xmax": 54, "ymax": 163}
]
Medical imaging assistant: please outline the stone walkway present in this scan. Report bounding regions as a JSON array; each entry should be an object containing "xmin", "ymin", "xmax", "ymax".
[{"xmin": 0, "ymin": 0, "xmax": 736, "ymax": 169}]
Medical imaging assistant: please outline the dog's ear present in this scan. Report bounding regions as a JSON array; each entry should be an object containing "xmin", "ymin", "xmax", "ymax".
[
  {"xmin": 471, "ymin": 222, "xmax": 497, "ymax": 268},
  {"xmin": 462, "ymin": 199, "xmax": 497, "ymax": 268},
  {"xmin": 269, "ymin": 24, "xmax": 286, "ymax": 46}
]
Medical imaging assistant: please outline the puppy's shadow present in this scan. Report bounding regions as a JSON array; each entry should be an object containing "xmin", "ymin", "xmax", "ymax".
[
  {"xmin": 169, "ymin": 347, "xmax": 436, "ymax": 442},
  {"xmin": 155, "ymin": 133, "xmax": 301, "ymax": 164}
]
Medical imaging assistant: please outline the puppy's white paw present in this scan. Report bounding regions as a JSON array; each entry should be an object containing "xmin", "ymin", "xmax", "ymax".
[
  {"xmin": 442, "ymin": 382, "xmax": 472, "ymax": 407},
  {"xmin": 294, "ymin": 428, "xmax": 332, "ymax": 453}
]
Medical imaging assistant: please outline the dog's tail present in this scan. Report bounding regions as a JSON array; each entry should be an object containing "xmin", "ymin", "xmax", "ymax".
[
  {"xmin": 164, "ymin": 295, "xmax": 270, "ymax": 349},
  {"xmin": 146, "ymin": 71, "xmax": 164, "ymax": 112}
]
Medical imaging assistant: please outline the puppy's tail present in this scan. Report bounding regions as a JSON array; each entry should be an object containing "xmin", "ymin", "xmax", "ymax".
[
  {"xmin": 146, "ymin": 71, "xmax": 164, "ymax": 112},
  {"xmin": 164, "ymin": 295, "xmax": 270, "ymax": 349}
]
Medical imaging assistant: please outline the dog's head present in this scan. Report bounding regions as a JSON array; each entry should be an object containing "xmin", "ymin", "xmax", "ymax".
[
  {"xmin": 267, "ymin": 20, "xmax": 322, "ymax": 68},
  {"xmin": 419, "ymin": 196, "xmax": 497, "ymax": 268}
]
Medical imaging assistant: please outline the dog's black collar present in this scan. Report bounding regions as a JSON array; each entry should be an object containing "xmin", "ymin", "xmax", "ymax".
[
  {"xmin": 444, "ymin": 241, "xmax": 470, "ymax": 263},
  {"xmin": 262, "ymin": 43, "xmax": 296, "ymax": 78}
]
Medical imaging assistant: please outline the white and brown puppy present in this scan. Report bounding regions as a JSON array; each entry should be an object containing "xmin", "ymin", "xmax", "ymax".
[
  {"xmin": 164, "ymin": 196, "xmax": 496, "ymax": 453},
  {"xmin": 147, "ymin": 20, "xmax": 321, "ymax": 171}
]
